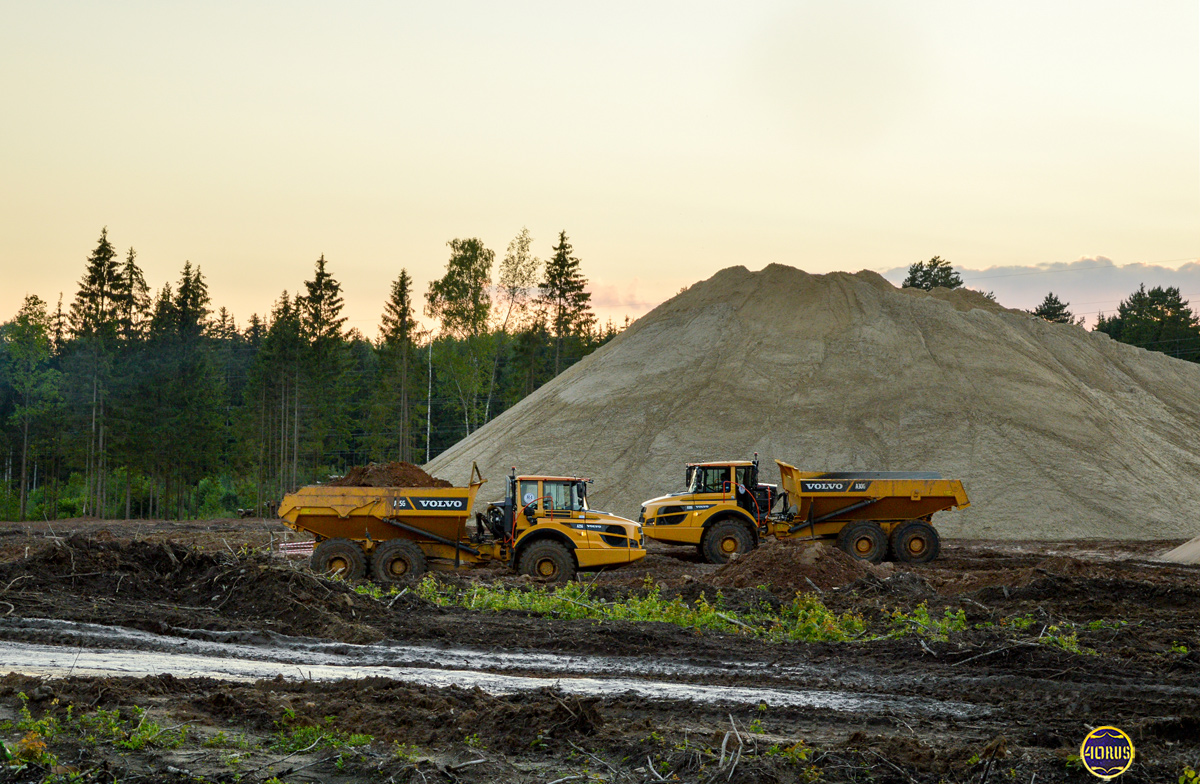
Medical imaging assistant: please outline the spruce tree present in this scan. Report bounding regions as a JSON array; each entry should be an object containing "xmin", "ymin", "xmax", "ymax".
[
  {"xmin": 174, "ymin": 262, "xmax": 211, "ymax": 339},
  {"xmin": 67, "ymin": 228, "xmax": 122, "ymax": 517},
  {"xmin": 1095, "ymin": 285, "xmax": 1200, "ymax": 362},
  {"xmin": 1033, "ymin": 292, "xmax": 1079, "ymax": 324},
  {"xmin": 381, "ymin": 270, "xmax": 417, "ymax": 345},
  {"xmin": 379, "ymin": 270, "xmax": 418, "ymax": 461},
  {"xmin": 69, "ymin": 228, "xmax": 122, "ymax": 341},
  {"xmin": 539, "ymin": 231, "xmax": 593, "ymax": 374},
  {"xmin": 113, "ymin": 247, "xmax": 150, "ymax": 342},
  {"xmin": 300, "ymin": 257, "xmax": 350, "ymax": 476},
  {"xmin": 902, "ymin": 256, "xmax": 963, "ymax": 291},
  {"xmin": 301, "ymin": 255, "xmax": 347, "ymax": 344}
]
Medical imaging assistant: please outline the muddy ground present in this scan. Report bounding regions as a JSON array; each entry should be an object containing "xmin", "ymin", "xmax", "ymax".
[{"xmin": 0, "ymin": 519, "xmax": 1196, "ymax": 783}]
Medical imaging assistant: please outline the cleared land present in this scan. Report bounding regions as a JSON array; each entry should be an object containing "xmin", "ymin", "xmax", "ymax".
[{"xmin": 0, "ymin": 518, "xmax": 1197, "ymax": 783}]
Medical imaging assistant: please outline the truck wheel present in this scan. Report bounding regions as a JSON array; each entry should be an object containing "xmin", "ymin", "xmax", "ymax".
[
  {"xmin": 701, "ymin": 520, "xmax": 755, "ymax": 565},
  {"xmin": 835, "ymin": 522, "xmax": 887, "ymax": 564},
  {"xmin": 518, "ymin": 541, "xmax": 576, "ymax": 583},
  {"xmin": 372, "ymin": 539, "xmax": 427, "ymax": 584},
  {"xmin": 890, "ymin": 520, "xmax": 940, "ymax": 564},
  {"xmin": 311, "ymin": 538, "xmax": 367, "ymax": 580}
]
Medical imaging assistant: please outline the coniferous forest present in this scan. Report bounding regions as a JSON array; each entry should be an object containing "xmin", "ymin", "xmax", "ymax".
[{"xmin": 0, "ymin": 228, "xmax": 623, "ymax": 521}]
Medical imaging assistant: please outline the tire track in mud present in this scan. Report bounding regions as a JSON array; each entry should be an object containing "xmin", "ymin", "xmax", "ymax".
[{"xmin": 0, "ymin": 617, "xmax": 986, "ymax": 718}]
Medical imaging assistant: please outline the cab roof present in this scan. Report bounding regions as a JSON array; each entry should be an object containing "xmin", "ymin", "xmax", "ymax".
[
  {"xmin": 516, "ymin": 475, "xmax": 590, "ymax": 482},
  {"xmin": 687, "ymin": 461, "xmax": 755, "ymax": 468}
]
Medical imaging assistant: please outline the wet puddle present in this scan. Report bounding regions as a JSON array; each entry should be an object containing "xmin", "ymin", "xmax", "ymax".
[{"xmin": 0, "ymin": 618, "xmax": 985, "ymax": 718}]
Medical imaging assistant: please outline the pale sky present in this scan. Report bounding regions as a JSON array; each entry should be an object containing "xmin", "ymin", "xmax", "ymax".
[{"xmin": 2, "ymin": 1, "xmax": 1197, "ymax": 335}]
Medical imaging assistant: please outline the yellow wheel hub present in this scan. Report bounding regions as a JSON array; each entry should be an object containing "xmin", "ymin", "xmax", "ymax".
[
  {"xmin": 329, "ymin": 556, "xmax": 349, "ymax": 573},
  {"xmin": 908, "ymin": 537, "xmax": 927, "ymax": 555},
  {"xmin": 855, "ymin": 538, "xmax": 873, "ymax": 555},
  {"xmin": 721, "ymin": 537, "xmax": 739, "ymax": 554},
  {"xmin": 388, "ymin": 558, "xmax": 408, "ymax": 577},
  {"xmin": 537, "ymin": 559, "xmax": 557, "ymax": 578}
]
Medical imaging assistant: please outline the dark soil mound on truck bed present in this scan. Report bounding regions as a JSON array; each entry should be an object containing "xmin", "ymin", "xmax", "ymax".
[{"xmin": 329, "ymin": 461, "xmax": 452, "ymax": 488}]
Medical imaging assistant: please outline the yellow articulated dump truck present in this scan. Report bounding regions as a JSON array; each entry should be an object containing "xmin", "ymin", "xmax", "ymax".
[
  {"xmin": 640, "ymin": 456, "xmax": 968, "ymax": 565},
  {"xmin": 278, "ymin": 465, "xmax": 645, "ymax": 584}
]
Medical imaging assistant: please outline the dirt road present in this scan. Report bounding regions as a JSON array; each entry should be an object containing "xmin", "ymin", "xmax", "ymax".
[{"xmin": 0, "ymin": 519, "xmax": 1196, "ymax": 783}]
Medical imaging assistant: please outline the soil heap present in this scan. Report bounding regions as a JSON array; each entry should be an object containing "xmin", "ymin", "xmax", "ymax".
[
  {"xmin": 427, "ymin": 264, "xmax": 1200, "ymax": 539},
  {"xmin": 713, "ymin": 539, "xmax": 882, "ymax": 592},
  {"xmin": 329, "ymin": 461, "xmax": 451, "ymax": 488}
]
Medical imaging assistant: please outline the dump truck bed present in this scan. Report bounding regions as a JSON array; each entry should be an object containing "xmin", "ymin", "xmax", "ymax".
[
  {"xmin": 277, "ymin": 480, "xmax": 483, "ymax": 547},
  {"xmin": 775, "ymin": 460, "xmax": 969, "ymax": 527}
]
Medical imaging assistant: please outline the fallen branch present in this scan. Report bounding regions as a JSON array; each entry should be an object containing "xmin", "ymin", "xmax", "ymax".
[
  {"xmin": 869, "ymin": 750, "xmax": 918, "ymax": 783},
  {"xmin": 951, "ymin": 641, "xmax": 1036, "ymax": 666},
  {"xmin": 387, "ymin": 588, "xmax": 410, "ymax": 609},
  {"xmin": 550, "ymin": 694, "xmax": 578, "ymax": 718},
  {"xmin": 241, "ymin": 735, "xmax": 326, "ymax": 776},
  {"xmin": 1, "ymin": 575, "xmax": 32, "ymax": 593},
  {"xmin": 716, "ymin": 612, "xmax": 754, "ymax": 632},
  {"xmin": 448, "ymin": 757, "xmax": 487, "ymax": 771},
  {"xmin": 557, "ymin": 595, "xmax": 603, "ymax": 612},
  {"xmin": 566, "ymin": 740, "xmax": 618, "ymax": 774}
]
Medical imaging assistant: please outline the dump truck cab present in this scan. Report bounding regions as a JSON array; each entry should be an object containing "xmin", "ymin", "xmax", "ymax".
[
  {"xmin": 640, "ymin": 455, "xmax": 777, "ymax": 564},
  {"xmin": 282, "ymin": 464, "xmax": 644, "ymax": 584},
  {"xmin": 642, "ymin": 456, "xmax": 968, "ymax": 565},
  {"xmin": 480, "ymin": 471, "xmax": 646, "ymax": 582}
]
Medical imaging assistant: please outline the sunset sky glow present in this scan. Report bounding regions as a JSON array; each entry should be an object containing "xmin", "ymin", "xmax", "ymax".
[{"xmin": 2, "ymin": 1, "xmax": 1197, "ymax": 334}]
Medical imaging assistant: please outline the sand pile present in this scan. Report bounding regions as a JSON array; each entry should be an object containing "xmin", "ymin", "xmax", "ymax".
[
  {"xmin": 1160, "ymin": 535, "xmax": 1200, "ymax": 564},
  {"xmin": 428, "ymin": 264, "xmax": 1200, "ymax": 539},
  {"xmin": 713, "ymin": 540, "xmax": 882, "ymax": 592},
  {"xmin": 329, "ymin": 462, "xmax": 451, "ymax": 488}
]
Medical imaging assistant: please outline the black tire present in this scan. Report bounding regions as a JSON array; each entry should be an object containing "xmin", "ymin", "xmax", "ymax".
[
  {"xmin": 835, "ymin": 521, "xmax": 888, "ymax": 564},
  {"xmin": 311, "ymin": 538, "xmax": 367, "ymax": 580},
  {"xmin": 371, "ymin": 539, "xmax": 428, "ymax": 584},
  {"xmin": 890, "ymin": 520, "xmax": 940, "ymax": 564},
  {"xmin": 701, "ymin": 519, "xmax": 755, "ymax": 565},
  {"xmin": 518, "ymin": 540, "xmax": 576, "ymax": 583}
]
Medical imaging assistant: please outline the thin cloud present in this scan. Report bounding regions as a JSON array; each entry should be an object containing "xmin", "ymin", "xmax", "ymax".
[
  {"xmin": 882, "ymin": 257, "xmax": 1200, "ymax": 325},
  {"xmin": 588, "ymin": 280, "xmax": 666, "ymax": 319}
]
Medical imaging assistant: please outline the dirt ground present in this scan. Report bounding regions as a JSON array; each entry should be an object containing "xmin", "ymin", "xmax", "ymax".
[{"xmin": 0, "ymin": 518, "xmax": 1197, "ymax": 783}]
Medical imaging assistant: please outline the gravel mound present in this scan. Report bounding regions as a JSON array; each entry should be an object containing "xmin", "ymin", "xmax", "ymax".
[{"xmin": 428, "ymin": 264, "xmax": 1200, "ymax": 539}]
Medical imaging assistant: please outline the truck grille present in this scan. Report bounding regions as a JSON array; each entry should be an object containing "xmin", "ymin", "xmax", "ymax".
[{"xmin": 601, "ymin": 524, "xmax": 631, "ymax": 547}]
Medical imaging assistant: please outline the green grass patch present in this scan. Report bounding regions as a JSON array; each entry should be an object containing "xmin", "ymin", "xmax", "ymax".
[
  {"xmin": 415, "ymin": 576, "xmax": 866, "ymax": 643},
  {"xmin": 270, "ymin": 710, "xmax": 373, "ymax": 753}
]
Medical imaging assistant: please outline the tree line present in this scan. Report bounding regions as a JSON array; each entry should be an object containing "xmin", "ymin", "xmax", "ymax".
[
  {"xmin": 0, "ymin": 228, "xmax": 620, "ymax": 521},
  {"xmin": 903, "ymin": 256, "xmax": 1200, "ymax": 362}
]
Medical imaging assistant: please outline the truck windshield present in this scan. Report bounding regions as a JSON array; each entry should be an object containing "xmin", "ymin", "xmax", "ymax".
[
  {"xmin": 544, "ymin": 481, "xmax": 587, "ymax": 511},
  {"xmin": 689, "ymin": 466, "xmax": 731, "ymax": 494}
]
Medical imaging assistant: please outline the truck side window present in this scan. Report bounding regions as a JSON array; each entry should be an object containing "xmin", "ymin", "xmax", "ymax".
[
  {"xmin": 519, "ymin": 481, "xmax": 540, "ymax": 512},
  {"xmin": 735, "ymin": 466, "xmax": 753, "ymax": 490}
]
